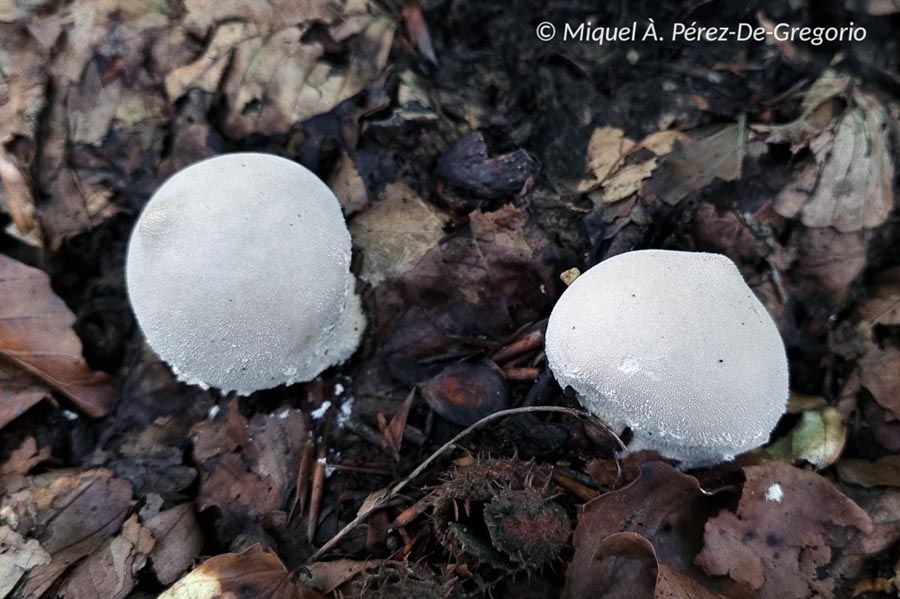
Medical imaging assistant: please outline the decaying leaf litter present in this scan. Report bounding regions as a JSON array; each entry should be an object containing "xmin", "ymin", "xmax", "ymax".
[{"xmin": 1, "ymin": 0, "xmax": 899, "ymax": 597}]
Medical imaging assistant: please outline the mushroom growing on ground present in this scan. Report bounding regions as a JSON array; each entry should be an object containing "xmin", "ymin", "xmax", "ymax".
[
  {"xmin": 126, "ymin": 153, "xmax": 364, "ymax": 395},
  {"xmin": 545, "ymin": 249, "xmax": 788, "ymax": 467}
]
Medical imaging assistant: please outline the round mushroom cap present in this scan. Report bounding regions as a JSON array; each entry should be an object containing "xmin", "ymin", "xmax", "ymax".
[
  {"xmin": 545, "ymin": 250, "xmax": 788, "ymax": 467},
  {"xmin": 126, "ymin": 153, "xmax": 364, "ymax": 395}
]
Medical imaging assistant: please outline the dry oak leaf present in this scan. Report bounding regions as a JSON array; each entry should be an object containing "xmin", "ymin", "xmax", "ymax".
[
  {"xmin": 754, "ymin": 69, "xmax": 850, "ymax": 150},
  {"xmin": 168, "ymin": 0, "xmax": 396, "ymax": 138},
  {"xmin": 158, "ymin": 544, "xmax": 324, "ymax": 599},
  {"xmin": 191, "ymin": 400, "xmax": 307, "ymax": 522},
  {"xmin": 578, "ymin": 127, "xmax": 691, "ymax": 206},
  {"xmin": 180, "ymin": 0, "xmax": 338, "ymax": 34},
  {"xmin": 696, "ymin": 462, "xmax": 872, "ymax": 599},
  {"xmin": 775, "ymin": 90, "xmax": 895, "ymax": 233},
  {"xmin": 1, "ymin": 468, "xmax": 133, "ymax": 599},
  {"xmin": 58, "ymin": 514, "xmax": 155, "ymax": 599},
  {"xmin": 0, "ymin": 525, "xmax": 50, "ymax": 599},
  {"xmin": 351, "ymin": 182, "xmax": 449, "ymax": 286},
  {"xmin": 0, "ymin": 254, "xmax": 116, "ymax": 420}
]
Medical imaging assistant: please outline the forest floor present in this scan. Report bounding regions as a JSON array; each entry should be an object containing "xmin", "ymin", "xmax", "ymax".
[{"xmin": 2, "ymin": 0, "xmax": 900, "ymax": 598}]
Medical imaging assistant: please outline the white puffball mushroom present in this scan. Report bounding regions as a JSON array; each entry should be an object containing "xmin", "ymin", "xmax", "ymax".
[
  {"xmin": 545, "ymin": 249, "xmax": 788, "ymax": 468},
  {"xmin": 126, "ymin": 153, "xmax": 365, "ymax": 395}
]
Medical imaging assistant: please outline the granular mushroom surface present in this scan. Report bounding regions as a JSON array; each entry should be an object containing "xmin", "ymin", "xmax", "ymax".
[
  {"xmin": 545, "ymin": 249, "xmax": 788, "ymax": 467},
  {"xmin": 126, "ymin": 152, "xmax": 364, "ymax": 394}
]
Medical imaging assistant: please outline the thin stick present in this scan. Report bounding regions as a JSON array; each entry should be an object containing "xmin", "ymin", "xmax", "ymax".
[{"xmin": 307, "ymin": 405, "xmax": 624, "ymax": 562}]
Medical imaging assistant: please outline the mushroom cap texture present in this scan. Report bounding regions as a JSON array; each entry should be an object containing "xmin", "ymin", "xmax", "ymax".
[
  {"xmin": 126, "ymin": 153, "xmax": 364, "ymax": 394},
  {"xmin": 545, "ymin": 250, "xmax": 788, "ymax": 467}
]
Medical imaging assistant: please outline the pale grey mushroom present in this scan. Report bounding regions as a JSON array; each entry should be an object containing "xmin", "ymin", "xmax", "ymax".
[
  {"xmin": 126, "ymin": 153, "xmax": 365, "ymax": 395},
  {"xmin": 545, "ymin": 249, "xmax": 788, "ymax": 467}
]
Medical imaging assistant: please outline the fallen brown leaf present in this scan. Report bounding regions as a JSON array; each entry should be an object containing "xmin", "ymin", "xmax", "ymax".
[
  {"xmin": 58, "ymin": 514, "xmax": 155, "ymax": 599},
  {"xmin": 328, "ymin": 150, "xmax": 370, "ymax": 216},
  {"xmin": 374, "ymin": 204, "xmax": 567, "ymax": 358},
  {"xmin": 159, "ymin": 544, "xmax": 324, "ymax": 599},
  {"xmin": 854, "ymin": 266, "xmax": 900, "ymax": 331},
  {"xmin": 190, "ymin": 400, "xmax": 308, "ymax": 541},
  {"xmin": 564, "ymin": 461, "xmax": 745, "ymax": 599},
  {"xmin": 782, "ymin": 227, "xmax": 871, "ymax": 306},
  {"xmin": 838, "ymin": 456, "xmax": 900, "ymax": 488},
  {"xmin": 169, "ymin": 1, "xmax": 396, "ymax": 138},
  {"xmin": 0, "ymin": 360, "xmax": 51, "ymax": 430},
  {"xmin": 774, "ymin": 87, "xmax": 894, "ymax": 234},
  {"xmin": 0, "ymin": 526, "xmax": 51, "ymax": 598},
  {"xmin": 144, "ymin": 503, "xmax": 204, "ymax": 585},
  {"xmin": 643, "ymin": 122, "xmax": 746, "ymax": 205},
  {"xmin": 859, "ymin": 346, "xmax": 900, "ymax": 420},
  {"xmin": 1, "ymin": 468, "xmax": 133, "ymax": 599},
  {"xmin": 0, "ymin": 437, "xmax": 50, "ymax": 477},
  {"xmin": 579, "ymin": 127, "xmax": 690, "ymax": 206},
  {"xmin": 696, "ymin": 462, "xmax": 872, "ymax": 599},
  {"xmin": 351, "ymin": 182, "xmax": 449, "ymax": 286},
  {"xmin": 0, "ymin": 254, "xmax": 116, "ymax": 420},
  {"xmin": 305, "ymin": 558, "xmax": 374, "ymax": 594},
  {"xmin": 585, "ymin": 532, "xmax": 728, "ymax": 599}
]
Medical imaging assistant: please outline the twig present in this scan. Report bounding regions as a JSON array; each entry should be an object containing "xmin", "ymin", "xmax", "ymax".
[{"xmin": 307, "ymin": 405, "xmax": 624, "ymax": 562}]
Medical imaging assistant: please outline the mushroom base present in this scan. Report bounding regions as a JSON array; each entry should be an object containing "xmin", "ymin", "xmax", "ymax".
[{"xmin": 575, "ymin": 391, "xmax": 769, "ymax": 469}]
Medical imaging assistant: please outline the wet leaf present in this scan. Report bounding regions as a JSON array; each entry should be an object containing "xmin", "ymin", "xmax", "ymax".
[
  {"xmin": 159, "ymin": 544, "xmax": 324, "ymax": 599},
  {"xmin": 0, "ymin": 254, "xmax": 117, "ymax": 420},
  {"xmin": 420, "ymin": 362, "xmax": 507, "ymax": 427},
  {"xmin": 696, "ymin": 462, "xmax": 872, "ymax": 599},
  {"xmin": 351, "ymin": 182, "xmax": 449, "ymax": 286}
]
